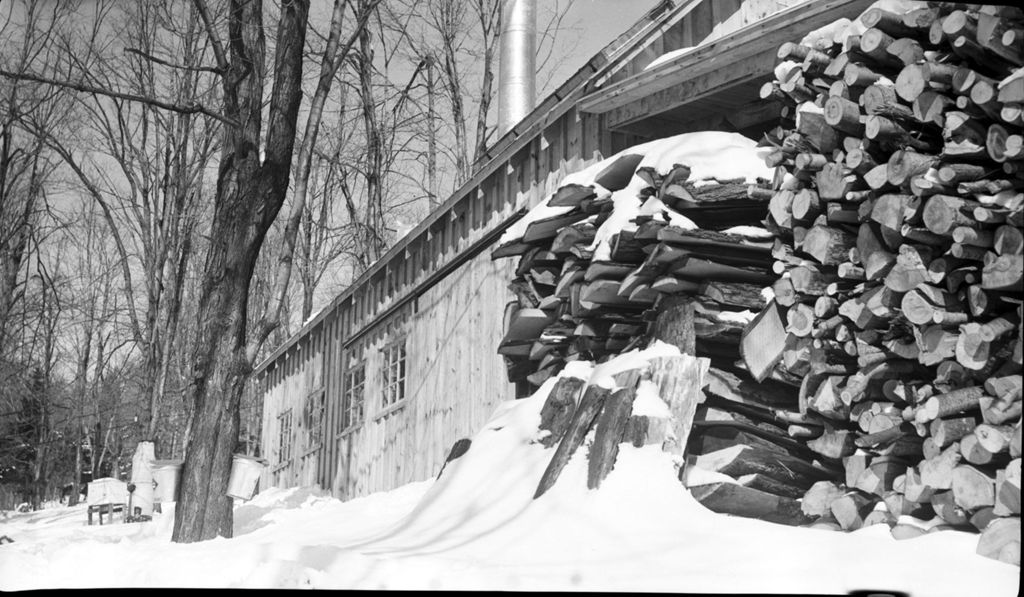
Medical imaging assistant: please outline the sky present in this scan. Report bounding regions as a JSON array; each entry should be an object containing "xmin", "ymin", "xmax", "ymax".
[{"xmin": 547, "ymin": 0, "xmax": 662, "ymax": 93}]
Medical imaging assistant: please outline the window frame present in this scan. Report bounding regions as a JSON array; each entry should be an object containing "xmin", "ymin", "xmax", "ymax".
[
  {"xmin": 339, "ymin": 358, "xmax": 366, "ymax": 435},
  {"xmin": 378, "ymin": 336, "xmax": 407, "ymax": 417},
  {"xmin": 276, "ymin": 408, "xmax": 293, "ymax": 466},
  {"xmin": 303, "ymin": 389, "xmax": 326, "ymax": 453}
]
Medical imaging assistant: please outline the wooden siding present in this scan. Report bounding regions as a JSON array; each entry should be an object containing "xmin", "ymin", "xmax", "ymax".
[
  {"xmin": 255, "ymin": 0, "xmax": 809, "ymax": 500},
  {"xmin": 327, "ymin": 252, "xmax": 518, "ymax": 499}
]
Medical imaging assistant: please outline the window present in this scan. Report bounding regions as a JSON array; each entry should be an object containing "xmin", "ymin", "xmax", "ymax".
[
  {"xmin": 304, "ymin": 390, "xmax": 325, "ymax": 451},
  {"xmin": 340, "ymin": 361, "xmax": 365, "ymax": 432},
  {"xmin": 381, "ymin": 339, "xmax": 407, "ymax": 409},
  {"xmin": 277, "ymin": 409, "xmax": 293, "ymax": 464}
]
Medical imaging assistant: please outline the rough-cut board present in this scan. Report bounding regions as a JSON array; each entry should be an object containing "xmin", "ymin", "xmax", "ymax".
[
  {"xmin": 491, "ymin": 239, "xmax": 537, "ymax": 259},
  {"xmin": 501, "ymin": 308, "xmax": 557, "ymax": 343},
  {"xmin": 647, "ymin": 354, "xmax": 710, "ymax": 457},
  {"xmin": 691, "ymin": 443, "xmax": 833, "ymax": 487},
  {"xmin": 547, "ymin": 183, "xmax": 598, "ymax": 208},
  {"xmin": 522, "ymin": 210, "xmax": 592, "ymax": 243},
  {"xmin": 740, "ymin": 300, "xmax": 790, "ymax": 383},
  {"xmin": 650, "ymin": 295, "xmax": 696, "ymax": 355},
  {"xmin": 534, "ymin": 384, "xmax": 611, "ymax": 499},
  {"xmin": 668, "ymin": 256, "xmax": 775, "ymax": 285},
  {"xmin": 593, "ymin": 153, "xmax": 644, "ymax": 191},
  {"xmin": 689, "ymin": 481, "xmax": 814, "ymax": 526},
  {"xmin": 537, "ymin": 376, "xmax": 586, "ymax": 448},
  {"xmin": 587, "ymin": 384, "xmax": 640, "ymax": 489}
]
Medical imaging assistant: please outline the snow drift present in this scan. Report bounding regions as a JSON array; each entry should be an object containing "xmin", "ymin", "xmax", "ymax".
[{"xmin": 0, "ymin": 345, "xmax": 1018, "ymax": 592}]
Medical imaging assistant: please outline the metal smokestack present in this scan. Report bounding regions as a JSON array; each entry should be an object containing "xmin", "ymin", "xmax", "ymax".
[{"xmin": 498, "ymin": 0, "xmax": 536, "ymax": 135}]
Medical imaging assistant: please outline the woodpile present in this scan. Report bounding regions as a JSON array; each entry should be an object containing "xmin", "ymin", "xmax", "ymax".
[
  {"xmin": 748, "ymin": 3, "xmax": 1022, "ymax": 565},
  {"xmin": 492, "ymin": 143, "xmax": 849, "ymax": 525}
]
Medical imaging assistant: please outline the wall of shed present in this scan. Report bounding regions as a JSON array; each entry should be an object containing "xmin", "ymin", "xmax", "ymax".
[
  {"xmin": 327, "ymin": 252, "xmax": 518, "ymax": 499},
  {"xmin": 255, "ymin": 0, "xmax": 790, "ymax": 500}
]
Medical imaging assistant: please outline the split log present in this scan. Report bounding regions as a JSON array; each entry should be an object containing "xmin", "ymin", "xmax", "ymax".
[
  {"xmin": 951, "ymin": 464, "xmax": 996, "ymax": 512},
  {"xmin": 535, "ymin": 385, "xmax": 611, "ymax": 499},
  {"xmin": 537, "ymin": 376, "xmax": 586, "ymax": 448},
  {"xmin": 976, "ymin": 516, "xmax": 1021, "ymax": 565},
  {"xmin": 689, "ymin": 481, "xmax": 813, "ymax": 526},
  {"xmin": 588, "ymin": 383, "xmax": 639, "ymax": 489}
]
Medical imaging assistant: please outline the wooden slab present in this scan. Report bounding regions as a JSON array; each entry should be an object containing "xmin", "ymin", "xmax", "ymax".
[
  {"xmin": 593, "ymin": 153, "xmax": 644, "ymax": 191},
  {"xmin": 740, "ymin": 300, "xmax": 791, "ymax": 383},
  {"xmin": 547, "ymin": 183, "xmax": 597, "ymax": 208},
  {"xmin": 522, "ymin": 210, "xmax": 591, "ymax": 243},
  {"xmin": 688, "ymin": 481, "xmax": 814, "ymax": 526}
]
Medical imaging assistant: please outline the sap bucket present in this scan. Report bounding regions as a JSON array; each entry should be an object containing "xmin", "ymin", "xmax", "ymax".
[
  {"xmin": 226, "ymin": 454, "xmax": 268, "ymax": 501},
  {"xmin": 151, "ymin": 460, "xmax": 184, "ymax": 503}
]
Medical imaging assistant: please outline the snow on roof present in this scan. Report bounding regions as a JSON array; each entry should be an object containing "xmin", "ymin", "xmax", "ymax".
[
  {"xmin": 643, "ymin": 45, "xmax": 696, "ymax": 71},
  {"xmin": 799, "ymin": 0, "xmax": 930, "ymax": 47},
  {"xmin": 1, "ymin": 345, "xmax": 1018, "ymax": 592}
]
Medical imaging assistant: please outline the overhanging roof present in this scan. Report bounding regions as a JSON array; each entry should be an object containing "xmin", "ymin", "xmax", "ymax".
[{"xmin": 579, "ymin": 0, "xmax": 874, "ymax": 134}]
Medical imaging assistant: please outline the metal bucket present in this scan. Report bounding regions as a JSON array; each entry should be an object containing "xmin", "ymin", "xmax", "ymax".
[
  {"xmin": 151, "ymin": 460, "xmax": 184, "ymax": 503},
  {"xmin": 130, "ymin": 441, "xmax": 156, "ymax": 516},
  {"xmin": 226, "ymin": 454, "xmax": 267, "ymax": 501}
]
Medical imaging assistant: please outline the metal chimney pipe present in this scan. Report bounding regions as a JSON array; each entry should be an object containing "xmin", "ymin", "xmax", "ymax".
[{"xmin": 498, "ymin": 0, "xmax": 536, "ymax": 135}]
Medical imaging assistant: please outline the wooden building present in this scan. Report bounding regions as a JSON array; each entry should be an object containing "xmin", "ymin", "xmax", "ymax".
[{"xmin": 253, "ymin": 0, "xmax": 872, "ymax": 500}]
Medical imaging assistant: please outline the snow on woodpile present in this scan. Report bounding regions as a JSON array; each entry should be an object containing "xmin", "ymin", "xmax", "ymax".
[
  {"xmin": 492, "ymin": 131, "xmax": 777, "ymax": 399},
  {"xmin": 0, "ymin": 346, "xmax": 1018, "ymax": 593},
  {"xmin": 498, "ymin": 131, "xmax": 773, "ymax": 259}
]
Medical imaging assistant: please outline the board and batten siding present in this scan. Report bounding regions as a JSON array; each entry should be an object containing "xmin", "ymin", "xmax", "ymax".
[
  {"xmin": 329, "ymin": 252, "xmax": 517, "ymax": 499},
  {"xmin": 255, "ymin": 0, "xmax": 799, "ymax": 501},
  {"xmin": 261, "ymin": 324, "xmax": 327, "ymax": 489},
  {"xmin": 256, "ymin": 102, "xmax": 601, "ymax": 500}
]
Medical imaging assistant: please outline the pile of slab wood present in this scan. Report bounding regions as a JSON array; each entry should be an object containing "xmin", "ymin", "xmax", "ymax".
[
  {"xmin": 746, "ymin": 3, "xmax": 1021, "ymax": 565},
  {"xmin": 491, "ymin": 151, "xmax": 776, "ymax": 386},
  {"xmin": 491, "ymin": 145, "xmax": 858, "ymax": 526}
]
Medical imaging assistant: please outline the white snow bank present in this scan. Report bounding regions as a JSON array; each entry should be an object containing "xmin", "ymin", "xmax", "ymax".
[{"xmin": 1, "ymin": 347, "xmax": 1019, "ymax": 592}]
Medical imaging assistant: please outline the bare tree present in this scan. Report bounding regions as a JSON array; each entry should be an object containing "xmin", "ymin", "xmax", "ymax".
[{"xmin": 42, "ymin": 1, "xmax": 220, "ymax": 446}]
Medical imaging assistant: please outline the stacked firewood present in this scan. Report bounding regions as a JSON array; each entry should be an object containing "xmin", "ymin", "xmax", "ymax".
[
  {"xmin": 492, "ymin": 145, "xmax": 851, "ymax": 526},
  {"xmin": 492, "ymin": 151, "xmax": 777, "ymax": 385},
  {"xmin": 747, "ymin": 3, "xmax": 1022, "ymax": 565}
]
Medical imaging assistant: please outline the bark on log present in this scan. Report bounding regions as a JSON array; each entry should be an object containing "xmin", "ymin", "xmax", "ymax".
[
  {"xmin": 535, "ymin": 385, "xmax": 611, "ymax": 499},
  {"xmin": 588, "ymin": 383, "xmax": 639, "ymax": 489},
  {"xmin": 537, "ymin": 376, "xmax": 587, "ymax": 448}
]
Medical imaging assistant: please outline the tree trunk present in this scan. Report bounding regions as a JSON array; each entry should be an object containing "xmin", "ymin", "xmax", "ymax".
[
  {"xmin": 172, "ymin": 276, "xmax": 248, "ymax": 541},
  {"xmin": 171, "ymin": 0, "xmax": 309, "ymax": 543}
]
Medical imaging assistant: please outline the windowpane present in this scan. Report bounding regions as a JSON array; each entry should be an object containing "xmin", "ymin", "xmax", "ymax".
[
  {"xmin": 381, "ymin": 339, "xmax": 407, "ymax": 410},
  {"xmin": 305, "ymin": 391, "xmax": 325, "ymax": 450},
  {"xmin": 277, "ymin": 409, "xmax": 293, "ymax": 464},
  {"xmin": 341, "ymin": 361, "xmax": 366, "ymax": 432}
]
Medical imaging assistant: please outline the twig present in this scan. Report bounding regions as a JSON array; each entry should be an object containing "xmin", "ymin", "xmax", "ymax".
[
  {"xmin": 0, "ymin": 68, "xmax": 237, "ymax": 128},
  {"xmin": 124, "ymin": 48, "xmax": 222, "ymax": 74}
]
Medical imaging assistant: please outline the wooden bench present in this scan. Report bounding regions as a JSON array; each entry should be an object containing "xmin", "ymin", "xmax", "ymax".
[{"xmin": 87, "ymin": 503, "xmax": 125, "ymax": 525}]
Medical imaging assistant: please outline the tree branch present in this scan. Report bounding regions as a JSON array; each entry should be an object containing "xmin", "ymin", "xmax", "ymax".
[
  {"xmin": 190, "ymin": 0, "xmax": 230, "ymax": 74},
  {"xmin": 0, "ymin": 68, "xmax": 237, "ymax": 127},
  {"xmin": 124, "ymin": 48, "xmax": 222, "ymax": 74}
]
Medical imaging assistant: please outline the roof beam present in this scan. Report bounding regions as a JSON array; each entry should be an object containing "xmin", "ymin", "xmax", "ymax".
[{"xmin": 605, "ymin": 53, "xmax": 773, "ymax": 131}]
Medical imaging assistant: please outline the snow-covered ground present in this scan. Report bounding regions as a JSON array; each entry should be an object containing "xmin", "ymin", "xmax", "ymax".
[{"xmin": 1, "ymin": 351, "xmax": 1019, "ymax": 593}]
